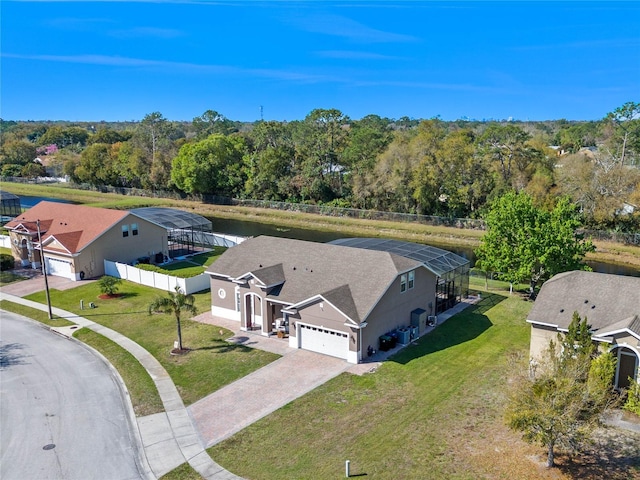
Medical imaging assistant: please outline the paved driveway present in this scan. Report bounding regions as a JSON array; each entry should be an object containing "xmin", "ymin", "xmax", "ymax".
[
  {"xmin": 0, "ymin": 312, "xmax": 147, "ymax": 480},
  {"xmin": 189, "ymin": 349, "xmax": 350, "ymax": 448}
]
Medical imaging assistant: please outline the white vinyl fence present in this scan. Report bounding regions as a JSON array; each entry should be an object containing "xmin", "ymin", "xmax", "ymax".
[{"xmin": 104, "ymin": 260, "xmax": 210, "ymax": 294}]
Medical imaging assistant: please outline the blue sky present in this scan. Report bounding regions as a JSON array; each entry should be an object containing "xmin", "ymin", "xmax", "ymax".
[{"xmin": 2, "ymin": 1, "xmax": 639, "ymax": 122}]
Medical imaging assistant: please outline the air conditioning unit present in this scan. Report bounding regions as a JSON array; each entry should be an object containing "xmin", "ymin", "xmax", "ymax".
[{"xmin": 427, "ymin": 315, "xmax": 437, "ymax": 326}]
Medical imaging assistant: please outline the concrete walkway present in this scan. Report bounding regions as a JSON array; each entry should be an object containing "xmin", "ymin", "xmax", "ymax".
[{"xmin": 0, "ymin": 290, "xmax": 240, "ymax": 480}]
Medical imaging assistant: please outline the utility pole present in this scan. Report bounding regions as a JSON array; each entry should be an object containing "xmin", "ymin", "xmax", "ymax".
[{"xmin": 36, "ymin": 219, "xmax": 53, "ymax": 319}]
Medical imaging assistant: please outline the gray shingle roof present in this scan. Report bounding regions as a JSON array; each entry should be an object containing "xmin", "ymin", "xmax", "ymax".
[
  {"xmin": 206, "ymin": 236, "xmax": 424, "ymax": 323},
  {"xmin": 528, "ymin": 271, "xmax": 640, "ymax": 336}
]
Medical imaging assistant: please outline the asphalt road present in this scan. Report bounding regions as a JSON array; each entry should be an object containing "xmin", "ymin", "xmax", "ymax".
[{"xmin": 0, "ymin": 311, "xmax": 145, "ymax": 480}]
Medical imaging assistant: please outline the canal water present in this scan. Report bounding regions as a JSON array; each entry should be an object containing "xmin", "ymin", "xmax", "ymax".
[{"xmin": 15, "ymin": 195, "xmax": 640, "ymax": 277}]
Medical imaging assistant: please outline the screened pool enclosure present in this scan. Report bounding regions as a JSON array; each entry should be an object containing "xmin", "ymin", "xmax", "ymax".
[{"xmin": 330, "ymin": 238, "xmax": 470, "ymax": 314}]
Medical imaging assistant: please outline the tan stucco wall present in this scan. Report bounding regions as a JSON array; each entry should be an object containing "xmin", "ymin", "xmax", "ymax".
[
  {"xmin": 529, "ymin": 324, "xmax": 559, "ymax": 360},
  {"xmin": 361, "ymin": 267, "xmax": 437, "ymax": 355},
  {"xmin": 73, "ymin": 215, "xmax": 167, "ymax": 279}
]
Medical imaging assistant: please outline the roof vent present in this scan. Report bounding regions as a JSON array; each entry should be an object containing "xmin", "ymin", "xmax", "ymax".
[
  {"xmin": 584, "ymin": 299, "xmax": 589, "ymax": 303},
  {"xmin": 560, "ymin": 309, "xmax": 564, "ymax": 313},
  {"xmin": 259, "ymin": 264, "xmax": 262, "ymax": 268},
  {"xmin": 292, "ymin": 266, "xmax": 296, "ymax": 270},
  {"xmin": 591, "ymin": 305, "xmax": 596, "ymax": 309}
]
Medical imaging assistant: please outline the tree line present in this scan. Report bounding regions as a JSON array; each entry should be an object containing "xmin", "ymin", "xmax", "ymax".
[{"xmin": 1, "ymin": 102, "xmax": 639, "ymax": 230}]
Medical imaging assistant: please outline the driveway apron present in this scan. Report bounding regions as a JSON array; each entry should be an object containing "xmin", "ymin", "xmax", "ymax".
[{"xmin": 189, "ymin": 349, "xmax": 350, "ymax": 448}]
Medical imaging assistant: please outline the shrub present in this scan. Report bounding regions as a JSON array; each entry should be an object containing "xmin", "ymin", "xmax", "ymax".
[
  {"xmin": 98, "ymin": 275, "xmax": 122, "ymax": 296},
  {"xmin": 623, "ymin": 376, "xmax": 640, "ymax": 417},
  {"xmin": 0, "ymin": 253, "xmax": 15, "ymax": 271}
]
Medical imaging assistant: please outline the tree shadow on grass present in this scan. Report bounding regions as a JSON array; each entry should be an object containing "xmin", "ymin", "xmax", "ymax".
[
  {"xmin": 555, "ymin": 427, "xmax": 640, "ymax": 480},
  {"xmin": 191, "ymin": 341, "xmax": 256, "ymax": 354},
  {"xmin": 390, "ymin": 292, "xmax": 507, "ymax": 365}
]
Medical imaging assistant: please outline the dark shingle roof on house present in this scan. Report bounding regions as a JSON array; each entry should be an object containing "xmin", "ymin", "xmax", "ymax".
[
  {"xmin": 207, "ymin": 236, "xmax": 424, "ymax": 323},
  {"xmin": 528, "ymin": 271, "xmax": 640, "ymax": 337}
]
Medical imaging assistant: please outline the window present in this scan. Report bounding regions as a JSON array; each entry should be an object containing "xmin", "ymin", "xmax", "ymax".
[
  {"xmin": 408, "ymin": 270, "xmax": 415, "ymax": 289},
  {"xmin": 235, "ymin": 290, "xmax": 241, "ymax": 311},
  {"xmin": 131, "ymin": 223, "xmax": 138, "ymax": 236},
  {"xmin": 122, "ymin": 225, "xmax": 129, "ymax": 237},
  {"xmin": 400, "ymin": 273, "xmax": 407, "ymax": 293}
]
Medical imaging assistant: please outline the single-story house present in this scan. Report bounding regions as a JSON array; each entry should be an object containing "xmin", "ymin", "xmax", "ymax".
[
  {"xmin": 206, "ymin": 236, "xmax": 470, "ymax": 363},
  {"xmin": 527, "ymin": 270, "xmax": 640, "ymax": 389},
  {"xmin": 4, "ymin": 201, "xmax": 169, "ymax": 280}
]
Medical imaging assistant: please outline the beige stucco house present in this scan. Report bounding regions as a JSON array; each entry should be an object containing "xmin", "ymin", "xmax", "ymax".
[
  {"xmin": 4, "ymin": 201, "xmax": 168, "ymax": 280},
  {"xmin": 206, "ymin": 236, "xmax": 469, "ymax": 364},
  {"xmin": 527, "ymin": 271, "xmax": 640, "ymax": 389}
]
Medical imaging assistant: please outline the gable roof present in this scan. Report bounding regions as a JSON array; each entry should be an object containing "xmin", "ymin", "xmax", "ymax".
[
  {"xmin": 207, "ymin": 236, "xmax": 425, "ymax": 323},
  {"xmin": 527, "ymin": 271, "xmax": 640, "ymax": 338},
  {"xmin": 4, "ymin": 201, "xmax": 131, "ymax": 255}
]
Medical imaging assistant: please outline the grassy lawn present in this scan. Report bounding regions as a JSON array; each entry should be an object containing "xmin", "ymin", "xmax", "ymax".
[
  {"xmin": 0, "ymin": 300, "xmax": 75, "ymax": 327},
  {"xmin": 25, "ymin": 281, "xmax": 279, "ymax": 405},
  {"xmin": 159, "ymin": 463, "xmax": 203, "ymax": 480},
  {"xmin": 73, "ymin": 328, "xmax": 164, "ymax": 416},
  {"xmin": 142, "ymin": 248, "xmax": 228, "ymax": 278},
  {"xmin": 208, "ymin": 293, "xmax": 637, "ymax": 480}
]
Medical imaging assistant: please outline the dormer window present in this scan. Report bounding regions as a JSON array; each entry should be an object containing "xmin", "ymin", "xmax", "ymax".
[{"xmin": 122, "ymin": 225, "xmax": 129, "ymax": 237}]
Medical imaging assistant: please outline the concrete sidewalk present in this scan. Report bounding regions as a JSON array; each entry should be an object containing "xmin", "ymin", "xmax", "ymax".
[{"xmin": 0, "ymin": 290, "xmax": 240, "ymax": 480}]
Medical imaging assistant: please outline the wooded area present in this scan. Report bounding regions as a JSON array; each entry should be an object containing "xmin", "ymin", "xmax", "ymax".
[{"xmin": 1, "ymin": 102, "xmax": 639, "ymax": 231}]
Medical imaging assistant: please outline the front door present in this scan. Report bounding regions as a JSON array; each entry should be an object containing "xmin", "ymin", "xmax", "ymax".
[{"xmin": 616, "ymin": 347, "xmax": 639, "ymax": 389}]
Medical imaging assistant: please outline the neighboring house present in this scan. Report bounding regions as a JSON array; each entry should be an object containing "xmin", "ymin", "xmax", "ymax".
[
  {"xmin": 206, "ymin": 236, "xmax": 469, "ymax": 363},
  {"xmin": 4, "ymin": 201, "xmax": 168, "ymax": 280},
  {"xmin": 527, "ymin": 271, "xmax": 640, "ymax": 389}
]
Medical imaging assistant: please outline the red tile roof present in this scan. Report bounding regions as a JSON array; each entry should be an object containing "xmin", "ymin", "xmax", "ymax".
[{"xmin": 5, "ymin": 201, "xmax": 129, "ymax": 254}]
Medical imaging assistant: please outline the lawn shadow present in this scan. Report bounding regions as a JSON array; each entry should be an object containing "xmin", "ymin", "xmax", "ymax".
[
  {"xmin": 555, "ymin": 427, "xmax": 640, "ymax": 480},
  {"xmin": 389, "ymin": 292, "xmax": 507, "ymax": 365},
  {"xmin": 0, "ymin": 342, "xmax": 31, "ymax": 369},
  {"xmin": 191, "ymin": 341, "xmax": 255, "ymax": 354}
]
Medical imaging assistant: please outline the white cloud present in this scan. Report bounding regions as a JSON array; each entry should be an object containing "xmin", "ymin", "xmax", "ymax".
[
  {"xmin": 1, "ymin": 52, "xmax": 337, "ymax": 82},
  {"xmin": 289, "ymin": 13, "xmax": 418, "ymax": 43}
]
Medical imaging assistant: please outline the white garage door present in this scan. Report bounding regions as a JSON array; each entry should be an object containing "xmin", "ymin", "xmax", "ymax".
[
  {"xmin": 45, "ymin": 257, "xmax": 74, "ymax": 280},
  {"xmin": 299, "ymin": 324, "xmax": 349, "ymax": 360}
]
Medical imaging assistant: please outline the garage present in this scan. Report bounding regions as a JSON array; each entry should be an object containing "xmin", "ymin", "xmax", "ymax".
[
  {"xmin": 298, "ymin": 323, "xmax": 349, "ymax": 360},
  {"xmin": 45, "ymin": 257, "xmax": 74, "ymax": 280}
]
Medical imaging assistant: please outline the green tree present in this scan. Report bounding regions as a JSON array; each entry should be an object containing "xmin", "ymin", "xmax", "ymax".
[
  {"xmin": 477, "ymin": 124, "xmax": 542, "ymax": 190},
  {"xmin": 1, "ymin": 140, "xmax": 37, "ymax": 165},
  {"xmin": 604, "ymin": 101, "xmax": 640, "ymax": 166},
  {"xmin": 192, "ymin": 109, "xmax": 236, "ymax": 139},
  {"xmin": 148, "ymin": 286, "xmax": 197, "ymax": 352},
  {"xmin": 475, "ymin": 191, "xmax": 594, "ymax": 295},
  {"xmin": 38, "ymin": 126, "xmax": 89, "ymax": 149},
  {"xmin": 98, "ymin": 275, "xmax": 122, "ymax": 296},
  {"xmin": 72, "ymin": 143, "xmax": 120, "ymax": 186},
  {"xmin": 506, "ymin": 341, "xmax": 616, "ymax": 468},
  {"xmin": 171, "ymin": 134, "xmax": 246, "ymax": 196}
]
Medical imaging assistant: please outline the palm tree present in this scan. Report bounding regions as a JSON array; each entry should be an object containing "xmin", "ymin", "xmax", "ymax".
[{"xmin": 148, "ymin": 286, "xmax": 197, "ymax": 352}]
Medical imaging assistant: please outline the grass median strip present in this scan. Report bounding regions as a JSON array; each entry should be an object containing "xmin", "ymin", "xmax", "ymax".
[
  {"xmin": 0, "ymin": 300, "xmax": 75, "ymax": 327},
  {"xmin": 73, "ymin": 328, "xmax": 164, "ymax": 416},
  {"xmin": 25, "ymin": 281, "xmax": 279, "ymax": 406}
]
